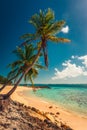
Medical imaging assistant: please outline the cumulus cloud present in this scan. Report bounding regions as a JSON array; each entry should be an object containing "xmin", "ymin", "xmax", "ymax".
[
  {"xmin": 77, "ymin": 55, "xmax": 87, "ymax": 67},
  {"xmin": 71, "ymin": 55, "xmax": 87, "ymax": 67},
  {"xmin": 52, "ymin": 55, "xmax": 87, "ymax": 80},
  {"xmin": 61, "ymin": 25, "xmax": 69, "ymax": 33}
]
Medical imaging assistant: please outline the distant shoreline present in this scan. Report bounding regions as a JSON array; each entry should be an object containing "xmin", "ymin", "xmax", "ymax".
[{"xmin": 19, "ymin": 84, "xmax": 87, "ymax": 87}]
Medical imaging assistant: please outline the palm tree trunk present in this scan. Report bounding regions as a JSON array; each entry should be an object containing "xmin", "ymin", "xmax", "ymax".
[
  {"xmin": 0, "ymin": 73, "xmax": 24, "ymax": 111},
  {"xmin": 24, "ymin": 45, "xmax": 42, "ymax": 75},
  {"xmin": 4, "ymin": 46, "xmax": 42, "ymax": 98},
  {"xmin": 42, "ymin": 38, "xmax": 48, "ymax": 67},
  {"xmin": 0, "ymin": 75, "xmax": 17, "ymax": 92},
  {"xmin": 4, "ymin": 73, "xmax": 25, "ymax": 99}
]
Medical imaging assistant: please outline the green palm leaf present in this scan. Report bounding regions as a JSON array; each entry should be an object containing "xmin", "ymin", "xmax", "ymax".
[
  {"xmin": 13, "ymin": 47, "xmax": 25, "ymax": 60},
  {"xmin": 20, "ymin": 33, "xmax": 40, "ymax": 41},
  {"xmin": 8, "ymin": 43, "xmax": 44, "ymax": 85},
  {"xmin": 8, "ymin": 60, "xmax": 23, "ymax": 68},
  {"xmin": 45, "ymin": 8, "xmax": 54, "ymax": 23},
  {"xmin": 21, "ymin": 8, "xmax": 70, "ymax": 67},
  {"xmin": 34, "ymin": 64, "xmax": 46, "ymax": 69},
  {"xmin": 48, "ymin": 35, "xmax": 71, "ymax": 43},
  {"xmin": 46, "ymin": 20, "xmax": 65, "ymax": 35}
]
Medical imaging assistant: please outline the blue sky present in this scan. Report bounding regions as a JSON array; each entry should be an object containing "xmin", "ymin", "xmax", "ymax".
[{"xmin": 0, "ymin": 0, "xmax": 87, "ymax": 84}]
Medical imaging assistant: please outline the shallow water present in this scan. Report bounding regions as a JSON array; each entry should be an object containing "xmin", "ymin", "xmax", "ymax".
[{"xmin": 24, "ymin": 84, "xmax": 87, "ymax": 117}]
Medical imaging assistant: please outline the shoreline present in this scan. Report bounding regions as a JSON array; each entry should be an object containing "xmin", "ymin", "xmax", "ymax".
[
  {"xmin": 1, "ymin": 85, "xmax": 87, "ymax": 130},
  {"xmin": 22, "ymin": 85, "xmax": 87, "ymax": 119},
  {"xmin": 23, "ymin": 88, "xmax": 87, "ymax": 119}
]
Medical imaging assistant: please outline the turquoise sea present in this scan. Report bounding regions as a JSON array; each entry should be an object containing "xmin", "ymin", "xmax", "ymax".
[{"xmin": 23, "ymin": 84, "xmax": 87, "ymax": 117}]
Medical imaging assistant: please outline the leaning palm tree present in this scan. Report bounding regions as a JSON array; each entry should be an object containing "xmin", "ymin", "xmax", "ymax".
[
  {"xmin": 21, "ymin": 8, "xmax": 70, "ymax": 67},
  {"xmin": 0, "ymin": 9, "xmax": 70, "ymax": 109},
  {"xmin": 7, "ymin": 55, "xmax": 44, "ymax": 88},
  {"xmin": 1, "ymin": 44, "xmax": 44, "ymax": 99}
]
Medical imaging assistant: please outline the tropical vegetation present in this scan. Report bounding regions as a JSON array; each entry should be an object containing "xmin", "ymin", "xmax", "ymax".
[
  {"xmin": 0, "ymin": 8, "xmax": 70, "ymax": 110},
  {"xmin": 21, "ymin": 8, "xmax": 70, "ymax": 67},
  {"xmin": 0, "ymin": 44, "xmax": 44, "ymax": 98}
]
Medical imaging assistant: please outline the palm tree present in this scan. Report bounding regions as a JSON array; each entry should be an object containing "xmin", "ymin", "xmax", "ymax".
[
  {"xmin": 21, "ymin": 8, "xmax": 70, "ymax": 67},
  {"xmin": 1, "ymin": 44, "xmax": 44, "ymax": 99},
  {"xmin": 0, "ymin": 8, "xmax": 70, "ymax": 109},
  {"xmin": 7, "ymin": 51, "xmax": 44, "ymax": 87}
]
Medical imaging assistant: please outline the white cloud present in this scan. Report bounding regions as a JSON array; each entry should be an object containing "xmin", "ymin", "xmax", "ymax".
[
  {"xmin": 71, "ymin": 55, "xmax": 87, "ymax": 67},
  {"xmin": 61, "ymin": 25, "xmax": 69, "ymax": 33},
  {"xmin": 77, "ymin": 55, "xmax": 87, "ymax": 67},
  {"xmin": 52, "ymin": 55, "xmax": 87, "ymax": 80}
]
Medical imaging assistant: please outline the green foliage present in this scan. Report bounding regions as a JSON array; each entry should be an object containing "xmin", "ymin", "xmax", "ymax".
[
  {"xmin": 0, "ymin": 75, "xmax": 12, "ymax": 85},
  {"xmin": 21, "ymin": 8, "xmax": 70, "ymax": 42},
  {"xmin": 21, "ymin": 8, "xmax": 70, "ymax": 67},
  {"xmin": 8, "ymin": 44, "xmax": 45, "ymax": 85},
  {"xmin": 0, "ymin": 8, "xmax": 70, "ymax": 97}
]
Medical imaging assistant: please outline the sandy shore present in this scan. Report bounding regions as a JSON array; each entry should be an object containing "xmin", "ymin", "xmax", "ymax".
[{"xmin": 1, "ymin": 85, "xmax": 87, "ymax": 130}]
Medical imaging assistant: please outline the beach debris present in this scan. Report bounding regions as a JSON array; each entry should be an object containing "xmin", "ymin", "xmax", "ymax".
[
  {"xmin": 56, "ymin": 112, "xmax": 60, "ymax": 115},
  {"xmin": 61, "ymin": 122, "xmax": 73, "ymax": 130},
  {"xmin": 50, "ymin": 112, "xmax": 54, "ymax": 115},
  {"xmin": 49, "ymin": 106, "xmax": 53, "ymax": 109},
  {"xmin": 0, "ymin": 99, "xmax": 73, "ymax": 130},
  {"xmin": 44, "ymin": 113, "xmax": 55, "ymax": 123}
]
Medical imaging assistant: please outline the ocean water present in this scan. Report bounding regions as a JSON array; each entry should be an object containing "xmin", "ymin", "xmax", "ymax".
[{"xmin": 24, "ymin": 84, "xmax": 87, "ymax": 117}]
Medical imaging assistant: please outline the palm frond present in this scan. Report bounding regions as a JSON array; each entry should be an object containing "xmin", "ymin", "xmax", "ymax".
[
  {"xmin": 29, "ymin": 76, "xmax": 34, "ymax": 85},
  {"xmin": 7, "ymin": 67, "xmax": 22, "ymax": 80},
  {"xmin": 48, "ymin": 36, "xmax": 71, "ymax": 43},
  {"xmin": 46, "ymin": 20, "xmax": 65, "ymax": 35},
  {"xmin": 7, "ymin": 68, "xmax": 19, "ymax": 79},
  {"xmin": 37, "ymin": 41, "xmax": 42, "ymax": 49},
  {"xmin": 34, "ymin": 64, "xmax": 46, "ymax": 70},
  {"xmin": 20, "ymin": 33, "xmax": 39, "ymax": 41},
  {"xmin": 7, "ymin": 60, "xmax": 23, "ymax": 69},
  {"xmin": 45, "ymin": 8, "xmax": 54, "ymax": 23},
  {"xmin": 29, "ymin": 14, "xmax": 41, "ymax": 29},
  {"xmin": 32, "ymin": 68, "xmax": 38, "ymax": 78},
  {"xmin": 13, "ymin": 47, "xmax": 25, "ymax": 60},
  {"xmin": 24, "ymin": 44, "xmax": 35, "ymax": 60},
  {"xmin": 39, "ymin": 9, "xmax": 44, "ymax": 25},
  {"xmin": 26, "ymin": 68, "xmax": 38, "ymax": 78}
]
